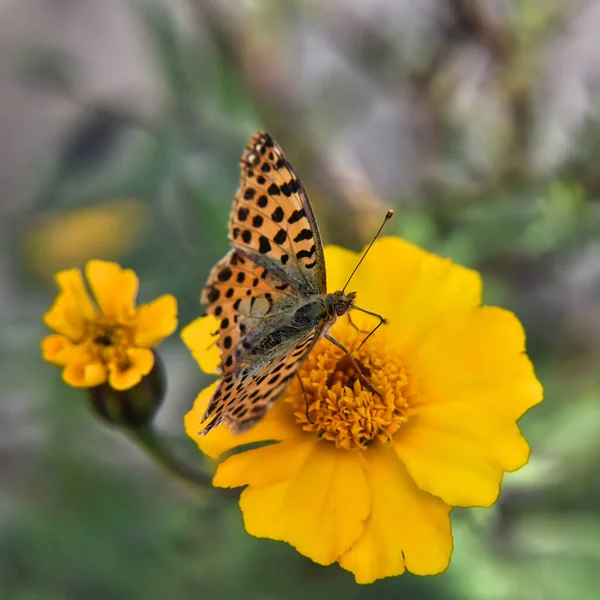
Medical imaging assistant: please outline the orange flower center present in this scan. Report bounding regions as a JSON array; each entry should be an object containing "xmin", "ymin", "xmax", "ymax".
[
  {"xmin": 86, "ymin": 318, "xmax": 134, "ymax": 370},
  {"xmin": 287, "ymin": 321, "xmax": 415, "ymax": 451}
]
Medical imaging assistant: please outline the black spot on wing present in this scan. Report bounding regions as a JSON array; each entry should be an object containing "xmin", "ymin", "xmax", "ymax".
[
  {"xmin": 271, "ymin": 207, "xmax": 284, "ymax": 222},
  {"xmin": 274, "ymin": 229, "xmax": 287, "ymax": 245},
  {"xmin": 294, "ymin": 229, "xmax": 313, "ymax": 242},
  {"xmin": 218, "ymin": 268, "xmax": 232, "ymax": 282},
  {"xmin": 288, "ymin": 209, "xmax": 305, "ymax": 224},
  {"xmin": 296, "ymin": 246, "xmax": 316, "ymax": 260},
  {"xmin": 259, "ymin": 236, "xmax": 272, "ymax": 254}
]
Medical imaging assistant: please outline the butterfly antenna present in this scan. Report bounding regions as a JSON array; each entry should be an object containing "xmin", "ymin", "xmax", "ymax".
[{"xmin": 342, "ymin": 209, "xmax": 394, "ymax": 293}]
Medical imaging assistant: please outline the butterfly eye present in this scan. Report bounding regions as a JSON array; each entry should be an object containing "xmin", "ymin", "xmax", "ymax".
[{"xmin": 335, "ymin": 303, "xmax": 349, "ymax": 316}]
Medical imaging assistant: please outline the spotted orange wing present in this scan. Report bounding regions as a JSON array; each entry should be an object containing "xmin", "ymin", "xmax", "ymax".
[
  {"xmin": 229, "ymin": 132, "xmax": 327, "ymax": 295},
  {"xmin": 201, "ymin": 249, "xmax": 301, "ymax": 375},
  {"xmin": 202, "ymin": 323, "xmax": 324, "ymax": 434}
]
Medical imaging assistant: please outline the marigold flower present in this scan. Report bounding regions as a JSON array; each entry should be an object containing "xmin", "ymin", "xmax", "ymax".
[
  {"xmin": 42, "ymin": 260, "xmax": 177, "ymax": 391},
  {"xmin": 183, "ymin": 237, "xmax": 543, "ymax": 584}
]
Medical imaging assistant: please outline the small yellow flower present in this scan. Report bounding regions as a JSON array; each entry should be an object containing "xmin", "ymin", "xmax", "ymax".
[
  {"xmin": 183, "ymin": 237, "xmax": 543, "ymax": 584},
  {"xmin": 42, "ymin": 260, "xmax": 177, "ymax": 391}
]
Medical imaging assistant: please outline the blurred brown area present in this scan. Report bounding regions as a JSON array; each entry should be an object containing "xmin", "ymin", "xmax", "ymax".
[{"xmin": 1, "ymin": 1, "xmax": 600, "ymax": 599}]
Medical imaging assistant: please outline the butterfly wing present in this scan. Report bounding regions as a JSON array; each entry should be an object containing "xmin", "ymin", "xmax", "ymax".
[
  {"xmin": 199, "ymin": 132, "xmax": 332, "ymax": 434},
  {"xmin": 201, "ymin": 322, "xmax": 325, "ymax": 434},
  {"xmin": 229, "ymin": 132, "xmax": 327, "ymax": 296},
  {"xmin": 201, "ymin": 249, "xmax": 301, "ymax": 375}
]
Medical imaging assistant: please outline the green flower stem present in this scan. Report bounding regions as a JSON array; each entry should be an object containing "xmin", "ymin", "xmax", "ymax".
[{"xmin": 127, "ymin": 426, "xmax": 233, "ymax": 498}]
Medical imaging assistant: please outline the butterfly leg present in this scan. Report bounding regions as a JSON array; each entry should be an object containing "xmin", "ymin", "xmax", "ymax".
[
  {"xmin": 324, "ymin": 334, "xmax": 382, "ymax": 397},
  {"xmin": 296, "ymin": 373, "xmax": 314, "ymax": 424},
  {"xmin": 350, "ymin": 306, "xmax": 388, "ymax": 350},
  {"xmin": 347, "ymin": 311, "xmax": 371, "ymax": 334}
]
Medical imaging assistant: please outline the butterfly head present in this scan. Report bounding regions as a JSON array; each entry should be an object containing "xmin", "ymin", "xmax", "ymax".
[{"xmin": 327, "ymin": 290, "xmax": 357, "ymax": 317}]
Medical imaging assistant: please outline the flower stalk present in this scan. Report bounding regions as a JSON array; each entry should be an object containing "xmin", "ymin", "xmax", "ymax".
[{"xmin": 125, "ymin": 426, "xmax": 230, "ymax": 496}]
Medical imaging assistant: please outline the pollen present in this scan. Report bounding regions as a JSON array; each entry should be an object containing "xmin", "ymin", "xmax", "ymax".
[{"xmin": 287, "ymin": 320, "xmax": 415, "ymax": 451}]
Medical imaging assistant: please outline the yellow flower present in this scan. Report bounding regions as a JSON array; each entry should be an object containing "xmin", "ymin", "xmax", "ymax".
[
  {"xmin": 24, "ymin": 199, "xmax": 149, "ymax": 281},
  {"xmin": 42, "ymin": 260, "xmax": 177, "ymax": 391},
  {"xmin": 183, "ymin": 237, "xmax": 543, "ymax": 584}
]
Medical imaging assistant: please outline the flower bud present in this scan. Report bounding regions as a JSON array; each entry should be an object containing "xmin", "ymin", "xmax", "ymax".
[{"xmin": 86, "ymin": 351, "xmax": 166, "ymax": 428}]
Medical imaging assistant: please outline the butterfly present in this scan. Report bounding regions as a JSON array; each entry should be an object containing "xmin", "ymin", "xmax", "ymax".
[{"xmin": 199, "ymin": 132, "xmax": 392, "ymax": 435}]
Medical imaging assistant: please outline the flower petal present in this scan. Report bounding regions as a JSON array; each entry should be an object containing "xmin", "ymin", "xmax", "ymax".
[
  {"xmin": 339, "ymin": 444, "xmax": 452, "ymax": 583},
  {"xmin": 214, "ymin": 438, "xmax": 316, "ymax": 488},
  {"xmin": 394, "ymin": 402, "xmax": 530, "ymax": 507},
  {"xmin": 410, "ymin": 306, "xmax": 543, "ymax": 421},
  {"xmin": 44, "ymin": 268, "xmax": 97, "ymax": 339},
  {"xmin": 55, "ymin": 268, "xmax": 97, "ymax": 318},
  {"xmin": 63, "ymin": 356, "xmax": 107, "ymax": 388},
  {"xmin": 185, "ymin": 383, "xmax": 301, "ymax": 459},
  {"xmin": 107, "ymin": 348, "xmax": 154, "ymax": 391},
  {"xmin": 323, "ymin": 244, "xmax": 360, "ymax": 294},
  {"xmin": 181, "ymin": 316, "xmax": 221, "ymax": 375},
  {"xmin": 239, "ymin": 443, "xmax": 370, "ymax": 565},
  {"xmin": 134, "ymin": 295, "xmax": 178, "ymax": 347},
  {"xmin": 85, "ymin": 260, "xmax": 138, "ymax": 320},
  {"xmin": 41, "ymin": 334, "xmax": 77, "ymax": 366},
  {"xmin": 324, "ymin": 238, "xmax": 482, "ymax": 351}
]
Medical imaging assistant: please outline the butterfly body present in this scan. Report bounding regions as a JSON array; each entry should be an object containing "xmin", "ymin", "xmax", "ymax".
[
  {"xmin": 200, "ymin": 132, "xmax": 366, "ymax": 435},
  {"xmin": 242, "ymin": 290, "xmax": 356, "ymax": 363}
]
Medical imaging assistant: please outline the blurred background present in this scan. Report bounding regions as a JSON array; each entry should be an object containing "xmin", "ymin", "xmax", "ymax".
[{"xmin": 1, "ymin": 0, "xmax": 599, "ymax": 598}]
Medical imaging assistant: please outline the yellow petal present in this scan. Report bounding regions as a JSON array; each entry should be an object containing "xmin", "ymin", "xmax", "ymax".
[
  {"xmin": 410, "ymin": 306, "xmax": 543, "ymax": 421},
  {"xmin": 43, "ymin": 268, "xmax": 97, "ymax": 339},
  {"xmin": 108, "ymin": 348, "xmax": 154, "ymax": 391},
  {"xmin": 63, "ymin": 358, "xmax": 107, "ymax": 388},
  {"xmin": 239, "ymin": 443, "xmax": 370, "ymax": 565},
  {"xmin": 185, "ymin": 382, "xmax": 300, "ymax": 459},
  {"xmin": 181, "ymin": 316, "xmax": 221, "ymax": 375},
  {"xmin": 324, "ymin": 244, "xmax": 360, "ymax": 294},
  {"xmin": 43, "ymin": 294, "xmax": 86, "ymax": 340},
  {"xmin": 85, "ymin": 260, "xmax": 138, "ymax": 320},
  {"xmin": 134, "ymin": 295, "xmax": 178, "ymax": 347},
  {"xmin": 41, "ymin": 334, "xmax": 76, "ymax": 366},
  {"xmin": 214, "ymin": 438, "xmax": 315, "ymax": 488},
  {"xmin": 394, "ymin": 402, "xmax": 530, "ymax": 507},
  {"xmin": 324, "ymin": 238, "xmax": 482, "ymax": 351},
  {"xmin": 54, "ymin": 268, "xmax": 97, "ymax": 319},
  {"xmin": 339, "ymin": 445, "xmax": 452, "ymax": 583}
]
